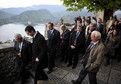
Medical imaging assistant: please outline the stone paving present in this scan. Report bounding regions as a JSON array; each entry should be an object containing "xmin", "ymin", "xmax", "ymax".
[{"xmin": 14, "ymin": 58, "xmax": 121, "ymax": 84}]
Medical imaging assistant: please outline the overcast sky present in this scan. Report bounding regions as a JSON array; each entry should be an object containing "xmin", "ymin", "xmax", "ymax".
[{"xmin": 0, "ymin": 0, "xmax": 63, "ymax": 8}]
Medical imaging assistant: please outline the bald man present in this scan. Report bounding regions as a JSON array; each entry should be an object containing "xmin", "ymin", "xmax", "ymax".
[{"xmin": 71, "ymin": 31, "xmax": 105, "ymax": 84}]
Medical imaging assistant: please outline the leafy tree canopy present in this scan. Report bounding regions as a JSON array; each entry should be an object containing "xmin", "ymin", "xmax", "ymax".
[{"xmin": 61, "ymin": 0, "xmax": 121, "ymax": 12}]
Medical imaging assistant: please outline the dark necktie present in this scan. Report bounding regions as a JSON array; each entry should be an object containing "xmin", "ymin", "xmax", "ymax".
[
  {"xmin": 83, "ymin": 43, "xmax": 95, "ymax": 66},
  {"xmin": 33, "ymin": 37, "xmax": 35, "ymax": 43},
  {"xmin": 48, "ymin": 30, "xmax": 52, "ymax": 38},
  {"xmin": 86, "ymin": 43, "xmax": 95, "ymax": 53},
  {"xmin": 62, "ymin": 31, "xmax": 64, "ymax": 43},
  {"xmin": 73, "ymin": 32, "xmax": 80, "ymax": 45}
]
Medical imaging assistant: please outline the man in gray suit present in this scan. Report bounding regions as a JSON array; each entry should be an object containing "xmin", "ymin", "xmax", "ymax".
[{"xmin": 71, "ymin": 31, "xmax": 105, "ymax": 84}]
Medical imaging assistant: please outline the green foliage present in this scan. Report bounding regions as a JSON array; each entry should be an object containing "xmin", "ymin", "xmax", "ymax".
[
  {"xmin": 61, "ymin": 0, "xmax": 121, "ymax": 12},
  {"xmin": 0, "ymin": 41, "xmax": 2, "ymax": 44},
  {"xmin": 4, "ymin": 40, "xmax": 11, "ymax": 43}
]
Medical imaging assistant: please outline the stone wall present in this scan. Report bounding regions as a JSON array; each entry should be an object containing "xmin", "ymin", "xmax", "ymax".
[
  {"xmin": 95, "ymin": 10, "xmax": 104, "ymax": 22},
  {"xmin": 0, "ymin": 43, "xmax": 19, "ymax": 84}
]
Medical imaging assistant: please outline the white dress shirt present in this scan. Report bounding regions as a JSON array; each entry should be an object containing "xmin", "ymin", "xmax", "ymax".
[
  {"xmin": 33, "ymin": 31, "xmax": 38, "ymax": 38},
  {"xmin": 19, "ymin": 41, "xmax": 23, "ymax": 53}
]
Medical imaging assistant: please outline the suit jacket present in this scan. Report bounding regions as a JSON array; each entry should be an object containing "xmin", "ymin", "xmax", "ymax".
[
  {"xmin": 119, "ymin": 23, "xmax": 121, "ymax": 30},
  {"xmin": 85, "ymin": 29, "xmax": 95, "ymax": 50},
  {"xmin": 85, "ymin": 41, "xmax": 105, "ymax": 72},
  {"xmin": 96, "ymin": 23, "xmax": 103, "ymax": 35},
  {"xmin": 14, "ymin": 39, "xmax": 32, "ymax": 66},
  {"xmin": 32, "ymin": 31, "xmax": 48, "ymax": 70},
  {"xmin": 60, "ymin": 29, "xmax": 70, "ymax": 46},
  {"xmin": 47, "ymin": 29, "xmax": 60, "ymax": 50},
  {"xmin": 104, "ymin": 33, "xmax": 120, "ymax": 56},
  {"xmin": 69, "ymin": 30, "xmax": 85, "ymax": 53},
  {"xmin": 81, "ymin": 23, "xmax": 86, "ymax": 30},
  {"xmin": 70, "ymin": 23, "xmax": 78, "ymax": 34}
]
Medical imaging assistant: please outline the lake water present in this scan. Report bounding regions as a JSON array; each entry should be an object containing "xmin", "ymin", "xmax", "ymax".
[{"xmin": 0, "ymin": 23, "xmax": 45, "ymax": 42}]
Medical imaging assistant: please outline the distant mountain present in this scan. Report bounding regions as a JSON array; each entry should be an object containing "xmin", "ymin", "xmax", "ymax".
[
  {"xmin": 0, "ymin": 9, "xmax": 55, "ymax": 25},
  {"xmin": 11, "ymin": 9, "xmax": 54, "ymax": 23},
  {"xmin": 1, "ymin": 5, "xmax": 67, "ymax": 15},
  {"xmin": 0, "ymin": 5, "xmax": 96, "ymax": 25},
  {"xmin": 0, "ymin": 10, "xmax": 14, "ymax": 19}
]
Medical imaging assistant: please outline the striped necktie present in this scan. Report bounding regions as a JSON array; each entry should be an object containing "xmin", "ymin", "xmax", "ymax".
[{"xmin": 85, "ymin": 26, "xmax": 88, "ymax": 38}]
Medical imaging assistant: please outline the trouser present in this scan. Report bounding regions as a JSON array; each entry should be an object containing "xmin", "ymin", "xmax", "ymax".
[
  {"xmin": 34, "ymin": 63, "xmax": 48, "ymax": 84},
  {"xmin": 117, "ymin": 44, "xmax": 121, "ymax": 62},
  {"xmin": 105, "ymin": 54, "xmax": 113, "ymax": 64},
  {"xmin": 18, "ymin": 58, "xmax": 30, "ymax": 81},
  {"xmin": 48, "ymin": 49, "xmax": 56, "ymax": 71},
  {"xmin": 76, "ymin": 66, "xmax": 97, "ymax": 84},
  {"xmin": 68, "ymin": 48, "xmax": 78, "ymax": 66},
  {"xmin": 19, "ymin": 65, "xmax": 30, "ymax": 81},
  {"xmin": 60, "ymin": 44, "xmax": 68, "ymax": 61}
]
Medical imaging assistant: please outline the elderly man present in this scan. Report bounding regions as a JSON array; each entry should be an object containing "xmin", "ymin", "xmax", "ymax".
[
  {"xmin": 14, "ymin": 34, "xmax": 31, "ymax": 84},
  {"xmin": 71, "ymin": 31, "xmax": 105, "ymax": 84},
  {"xmin": 60, "ymin": 25, "xmax": 70, "ymax": 63}
]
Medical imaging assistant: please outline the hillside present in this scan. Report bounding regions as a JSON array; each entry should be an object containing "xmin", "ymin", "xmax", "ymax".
[
  {"xmin": 0, "ymin": 10, "xmax": 14, "ymax": 19},
  {"xmin": 11, "ymin": 9, "xmax": 54, "ymax": 23},
  {"xmin": 0, "ymin": 8, "xmax": 96, "ymax": 25},
  {"xmin": 0, "ymin": 9, "xmax": 54, "ymax": 24}
]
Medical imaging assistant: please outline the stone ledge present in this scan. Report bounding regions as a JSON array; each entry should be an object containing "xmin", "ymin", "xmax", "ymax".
[{"xmin": 0, "ymin": 42, "xmax": 14, "ymax": 53}]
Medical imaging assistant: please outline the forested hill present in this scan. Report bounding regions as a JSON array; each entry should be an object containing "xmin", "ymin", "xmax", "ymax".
[{"xmin": 0, "ymin": 10, "xmax": 14, "ymax": 19}]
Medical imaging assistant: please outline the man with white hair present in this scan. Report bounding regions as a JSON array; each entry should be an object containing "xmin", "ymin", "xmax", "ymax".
[
  {"xmin": 71, "ymin": 31, "xmax": 105, "ymax": 84},
  {"xmin": 14, "ymin": 33, "xmax": 32, "ymax": 84}
]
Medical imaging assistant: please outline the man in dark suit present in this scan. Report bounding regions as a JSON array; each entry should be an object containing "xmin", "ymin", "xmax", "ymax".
[
  {"xmin": 85, "ymin": 23, "xmax": 96, "ymax": 51},
  {"xmin": 81, "ymin": 18, "xmax": 85, "ymax": 29},
  {"xmin": 71, "ymin": 31, "xmax": 105, "ymax": 84},
  {"xmin": 47, "ymin": 22, "xmax": 60, "ymax": 74},
  {"xmin": 71, "ymin": 20, "xmax": 81, "ymax": 34},
  {"xmin": 96, "ymin": 18, "xmax": 103, "ymax": 36},
  {"xmin": 25, "ymin": 26, "xmax": 48, "ymax": 84},
  {"xmin": 67, "ymin": 24, "xmax": 85, "ymax": 69},
  {"xmin": 60, "ymin": 25, "xmax": 70, "ymax": 63},
  {"xmin": 14, "ymin": 33, "xmax": 31, "ymax": 84},
  {"xmin": 84, "ymin": 20, "xmax": 90, "ymax": 39}
]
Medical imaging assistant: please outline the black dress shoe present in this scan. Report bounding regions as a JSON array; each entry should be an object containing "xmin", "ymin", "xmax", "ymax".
[
  {"xmin": 67, "ymin": 64, "xmax": 72, "ymax": 67},
  {"xmin": 47, "ymin": 70, "xmax": 52, "ymax": 74},
  {"xmin": 71, "ymin": 80, "xmax": 80, "ymax": 84},
  {"xmin": 72, "ymin": 66, "xmax": 76, "ymax": 69}
]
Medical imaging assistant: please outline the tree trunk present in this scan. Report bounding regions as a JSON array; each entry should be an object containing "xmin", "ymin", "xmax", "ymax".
[{"xmin": 103, "ymin": 9, "xmax": 114, "ymax": 23}]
